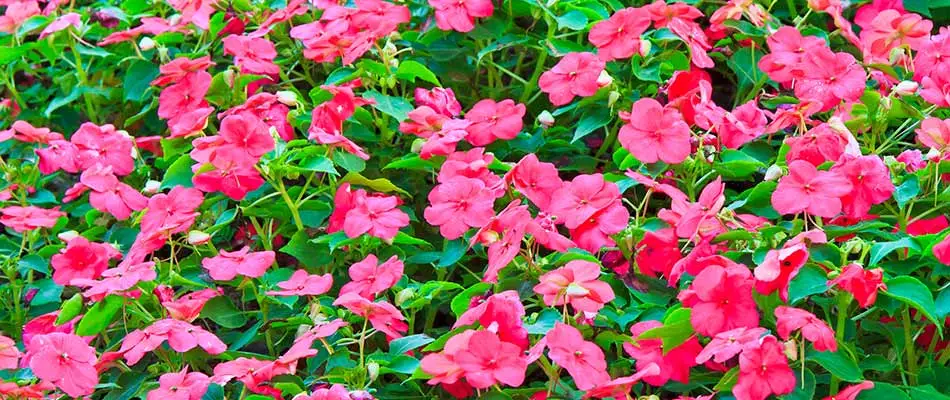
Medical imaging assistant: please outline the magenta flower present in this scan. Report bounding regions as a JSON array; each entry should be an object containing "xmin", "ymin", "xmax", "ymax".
[
  {"xmin": 619, "ymin": 98, "xmax": 692, "ymax": 164},
  {"xmin": 343, "ymin": 193, "xmax": 410, "ymax": 240},
  {"xmin": 538, "ymin": 52, "xmax": 606, "ymax": 106},
  {"xmin": 771, "ymin": 160, "xmax": 853, "ymax": 218},
  {"xmin": 201, "ymin": 246, "xmax": 275, "ymax": 281},
  {"xmin": 340, "ymin": 254, "xmax": 404, "ymax": 299},
  {"xmin": 463, "ymin": 99, "xmax": 526, "ymax": 146},
  {"xmin": 266, "ymin": 269, "xmax": 333, "ymax": 296},
  {"xmin": 26, "ymin": 333, "xmax": 99, "ymax": 397}
]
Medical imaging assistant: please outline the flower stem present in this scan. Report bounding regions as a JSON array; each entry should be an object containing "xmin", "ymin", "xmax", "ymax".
[
  {"xmin": 829, "ymin": 292, "xmax": 851, "ymax": 394},
  {"xmin": 902, "ymin": 308, "xmax": 919, "ymax": 385}
]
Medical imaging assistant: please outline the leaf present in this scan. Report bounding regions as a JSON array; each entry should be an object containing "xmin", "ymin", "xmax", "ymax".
[
  {"xmin": 715, "ymin": 149, "xmax": 766, "ymax": 179},
  {"xmin": 781, "ymin": 368, "xmax": 815, "ymax": 400},
  {"xmin": 161, "ymin": 155, "xmax": 196, "ymax": 190},
  {"xmin": 883, "ymin": 276, "xmax": 942, "ymax": 336},
  {"xmin": 281, "ymin": 231, "xmax": 323, "ymax": 265},
  {"xmin": 295, "ymin": 155, "xmax": 337, "ymax": 175},
  {"xmin": 856, "ymin": 382, "xmax": 911, "ymax": 400},
  {"xmin": 727, "ymin": 45, "xmax": 767, "ymax": 99},
  {"xmin": 201, "ymin": 296, "xmax": 248, "ymax": 329},
  {"xmin": 28, "ymin": 279, "xmax": 62, "ymax": 306},
  {"xmin": 389, "ymin": 334, "xmax": 435, "ymax": 354},
  {"xmin": 363, "ymin": 90, "xmax": 414, "ymax": 121},
  {"xmin": 524, "ymin": 309, "xmax": 561, "ymax": 335},
  {"xmin": 788, "ymin": 264, "xmax": 829, "ymax": 305},
  {"xmin": 341, "ymin": 172, "xmax": 410, "ymax": 197},
  {"xmin": 452, "ymin": 283, "xmax": 491, "ymax": 317},
  {"xmin": 908, "ymin": 385, "xmax": 950, "ymax": 400},
  {"xmin": 936, "ymin": 288, "xmax": 950, "ymax": 319},
  {"xmin": 638, "ymin": 308, "xmax": 693, "ymax": 353},
  {"xmin": 123, "ymin": 60, "xmax": 160, "ymax": 102},
  {"xmin": 556, "ymin": 10, "xmax": 589, "ymax": 30},
  {"xmin": 572, "ymin": 107, "xmax": 611, "ymax": 143},
  {"xmin": 395, "ymin": 60, "xmax": 441, "ymax": 85},
  {"xmin": 869, "ymin": 237, "xmax": 919, "ymax": 266},
  {"xmin": 383, "ymin": 154, "xmax": 437, "ymax": 171},
  {"xmin": 807, "ymin": 348, "xmax": 863, "ymax": 382},
  {"xmin": 438, "ymin": 239, "xmax": 466, "ymax": 268},
  {"xmin": 17, "ymin": 254, "xmax": 49, "ymax": 275},
  {"xmin": 44, "ymin": 86, "xmax": 82, "ymax": 118},
  {"xmin": 76, "ymin": 295, "xmax": 124, "ymax": 336},
  {"xmin": 713, "ymin": 367, "xmax": 739, "ymax": 391},
  {"xmin": 332, "ymin": 151, "xmax": 366, "ymax": 173},
  {"xmin": 56, "ymin": 293, "xmax": 84, "ymax": 326},
  {"xmin": 894, "ymin": 176, "xmax": 920, "ymax": 208}
]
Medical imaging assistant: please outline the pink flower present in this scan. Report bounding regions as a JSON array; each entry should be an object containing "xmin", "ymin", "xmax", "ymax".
[
  {"xmin": 534, "ymin": 260, "xmax": 615, "ymax": 314},
  {"xmin": 677, "ymin": 261, "xmax": 759, "ymax": 337},
  {"xmin": 624, "ymin": 320, "xmax": 702, "ymax": 386},
  {"xmin": 220, "ymin": 93, "xmax": 294, "ymax": 141},
  {"xmin": 505, "ymin": 154, "xmax": 563, "ymax": 211},
  {"xmin": 214, "ymin": 114, "xmax": 276, "ymax": 164},
  {"xmin": 415, "ymin": 87, "xmax": 462, "ymax": 117},
  {"xmin": 158, "ymin": 71, "xmax": 212, "ymax": 123},
  {"xmin": 921, "ymin": 65, "xmax": 950, "ymax": 107},
  {"xmin": 569, "ymin": 202, "xmax": 629, "ymax": 253},
  {"xmin": 39, "ymin": 12, "xmax": 81, "ymax": 39},
  {"xmin": 582, "ymin": 364, "xmax": 661, "ymax": 399},
  {"xmin": 428, "ymin": 0, "xmax": 493, "ymax": 32},
  {"xmin": 71, "ymin": 122, "xmax": 135, "ymax": 176},
  {"xmin": 589, "ymin": 8, "xmax": 651, "ymax": 61},
  {"xmin": 152, "ymin": 56, "xmax": 215, "ymax": 87},
  {"xmin": 473, "ymin": 202, "xmax": 531, "ymax": 282},
  {"xmin": 785, "ymin": 123, "xmax": 853, "ymax": 166},
  {"xmin": 155, "ymin": 319, "xmax": 227, "ymax": 355},
  {"xmin": 828, "ymin": 264, "xmax": 887, "ymax": 307},
  {"xmin": 167, "ymin": 0, "xmax": 215, "ymax": 29},
  {"xmin": 266, "ymin": 269, "xmax": 333, "ymax": 296},
  {"xmin": 823, "ymin": 381, "xmax": 874, "ymax": 400},
  {"xmin": 343, "ymin": 193, "xmax": 410, "ymax": 240},
  {"xmin": 549, "ymin": 174, "xmax": 621, "ymax": 229},
  {"xmin": 917, "ymin": 117, "xmax": 950, "ymax": 152},
  {"xmin": 65, "ymin": 164, "xmax": 148, "ymax": 220},
  {"xmin": 159, "ymin": 287, "xmax": 222, "ymax": 322},
  {"xmin": 545, "ymin": 323, "xmax": 609, "ymax": 390},
  {"xmin": 619, "ymin": 98, "xmax": 692, "ymax": 164},
  {"xmin": 294, "ymin": 384, "xmax": 353, "ymax": 400},
  {"xmin": 420, "ymin": 119, "xmax": 470, "ymax": 159},
  {"xmin": 169, "ymin": 107, "xmax": 213, "ymax": 138},
  {"xmin": 222, "ymin": 35, "xmax": 280, "ymax": 76},
  {"xmin": 718, "ymin": 101, "xmax": 769, "ymax": 149},
  {"xmin": 758, "ymin": 26, "xmax": 825, "ymax": 85},
  {"xmin": 0, "ymin": 335, "xmax": 20, "ymax": 370},
  {"xmin": 795, "ymin": 48, "xmax": 867, "ymax": 112},
  {"xmin": 340, "ymin": 254, "xmax": 404, "ymax": 299},
  {"xmin": 146, "ymin": 367, "xmax": 210, "ymax": 400},
  {"xmin": 635, "ymin": 228, "xmax": 681, "ymax": 278},
  {"xmin": 538, "ymin": 52, "xmax": 606, "ymax": 106},
  {"xmin": 438, "ymin": 148, "xmax": 503, "ymax": 191},
  {"xmin": 35, "ymin": 139, "xmax": 79, "ymax": 174},
  {"xmin": 463, "ymin": 99, "xmax": 526, "ymax": 146},
  {"xmin": 71, "ymin": 261, "xmax": 157, "ymax": 301},
  {"xmin": 421, "ymin": 330, "xmax": 475, "ymax": 390},
  {"xmin": 695, "ymin": 327, "xmax": 768, "ymax": 364},
  {"xmin": 830, "ymin": 154, "xmax": 894, "ymax": 218},
  {"xmin": 454, "ymin": 330, "xmax": 527, "ymax": 388},
  {"xmin": 454, "ymin": 291, "xmax": 529, "ymax": 350},
  {"xmin": 201, "ymin": 246, "xmax": 275, "ymax": 280},
  {"xmin": 51, "ymin": 236, "xmax": 122, "ymax": 286},
  {"xmin": 333, "ymin": 293, "xmax": 408, "ymax": 339},
  {"xmin": 0, "ymin": 1, "xmax": 40, "ymax": 34},
  {"xmin": 775, "ymin": 306, "xmax": 837, "ymax": 352},
  {"xmin": 754, "ymin": 243, "xmax": 809, "ymax": 303},
  {"xmin": 26, "ymin": 333, "xmax": 99, "ymax": 397},
  {"xmin": 860, "ymin": 10, "xmax": 931, "ymax": 62},
  {"xmin": 732, "ymin": 335, "xmax": 796, "ymax": 400},
  {"xmin": 425, "ymin": 177, "xmax": 496, "ymax": 239},
  {"xmin": 141, "ymin": 186, "xmax": 204, "ymax": 236},
  {"xmin": 0, "ymin": 206, "xmax": 65, "ymax": 232},
  {"xmin": 191, "ymin": 152, "xmax": 266, "ymax": 201},
  {"xmin": 771, "ymin": 160, "xmax": 853, "ymax": 218},
  {"xmin": 673, "ymin": 177, "xmax": 725, "ymax": 239}
]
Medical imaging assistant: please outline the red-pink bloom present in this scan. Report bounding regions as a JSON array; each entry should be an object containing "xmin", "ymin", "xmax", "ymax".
[
  {"xmin": 71, "ymin": 122, "xmax": 135, "ymax": 176},
  {"xmin": 154, "ymin": 319, "xmax": 227, "ymax": 357},
  {"xmin": 505, "ymin": 154, "xmax": 562, "ymax": 211},
  {"xmin": 219, "ymin": 93, "xmax": 294, "ymax": 141},
  {"xmin": 290, "ymin": 20, "xmax": 375, "ymax": 65},
  {"xmin": 921, "ymin": 65, "xmax": 950, "ymax": 108},
  {"xmin": 350, "ymin": 0, "xmax": 411, "ymax": 37},
  {"xmin": 7, "ymin": 120, "xmax": 64, "ymax": 143},
  {"xmin": 38, "ymin": 12, "xmax": 80, "ymax": 38},
  {"xmin": 0, "ymin": 206, "xmax": 64, "ymax": 232},
  {"xmin": 785, "ymin": 123, "xmax": 854, "ymax": 166},
  {"xmin": 214, "ymin": 114, "xmax": 276, "ymax": 164},
  {"xmin": 191, "ymin": 147, "xmax": 266, "ymax": 200},
  {"xmin": 147, "ymin": 367, "xmax": 210, "ymax": 400},
  {"xmin": 50, "ymin": 236, "xmax": 121, "ymax": 286},
  {"xmin": 141, "ymin": 186, "xmax": 204, "ymax": 236},
  {"xmin": 589, "ymin": 7, "xmax": 650, "ymax": 61},
  {"xmin": 158, "ymin": 71, "xmax": 212, "ymax": 123},
  {"xmin": 775, "ymin": 306, "xmax": 837, "ymax": 352},
  {"xmin": 340, "ymin": 254, "xmax": 404, "ymax": 299},
  {"xmin": 65, "ymin": 164, "xmax": 149, "ymax": 220},
  {"xmin": 223, "ymin": 35, "xmax": 280, "ymax": 76},
  {"xmin": 35, "ymin": 139, "xmax": 80, "ymax": 174},
  {"xmin": 463, "ymin": 99, "xmax": 525, "ymax": 146},
  {"xmin": 619, "ymin": 98, "xmax": 692, "ymax": 164},
  {"xmin": 717, "ymin": 101, "xmax": 768, "ymax": 149},
  {"xmin": 343, "ymin": 193, "xmax": 410, "ymax": 240},
  {"xmin": 624, "ymin": 320, "xmax": 702, "ymax": 386},
  {"xmin": 454, "ymin": 330, "xmax": 527, "ymax": 388},
  {"xmin": 333, "ymin": 293, "xmax": 408, "ymax": 339},
  {"xmin": 758, "ymin": 26, "xmax": 825, "ymax": 84},
  {"xmin": 828, "ymin": 264, "xmax": 886, "ymax": 307},
  {"xmin": 534, "ymin": 260, "xmax": 615, "ymax": 314},
  {"xmin": 420, "ymin": 119, "xmax": 470, "ymax": 159},
  {"xmin": 860, "ymin": 10, "xmax": 931, "ymax": 63},
  {"xmin": 823, "ymin": 381, "xmax": 875, "ymax": 400},
  {"xmin": 428, "ymin": 0, "xmax": 493, "ymax": 32},
  {"xmin": 830, "ymin": 154, "xmax": 895, "ymax": 218},
  {"xmin": 695, "ymin": 327, "xmax": 768, "ymax": 364},
  {"xmin": 570, "ymin": 203, "xmax": 629, "ymax": 253},
  {"xmin": 582, "ymin": 363, "xmax": 661, "ymax": 399},
  {"xmin": 795, "ymin": 48, "xmax": 867, "ymax": 112},
  {"xmin": 771, "ymin": 160, "xmax": 853, "ymax": 218},
  {"xmin": 549, "ymin": 173, "xmax": 620, "ymax": 229},
  {"xmin": 473, "ymin": 202, "xmax": 531, "ymax": 283},
  {"xmin": 421, "ymin": 330, "xmax": 475, "ymax": 392},
  {"xmin": 538, "ymin": 52, "xmax": 606, "ymax": 106},
  {"xmin": 545, "ymin": 322, "xmax": 609, "ymax": 390},
  {"xmin": 278, "ymin": 320, "xmax": 348, "ymax": 368},
  {"xmin": 22, "ymin": 312, "xmax": 78, "ymax": 347},
  {"xmin": 677, "ymin": 261, "xmax": 759, "ymax": 337},
  {"xmin": 754, "ymin": 243, "xmax": 809, "ymax": 303},
  {"xmin": 26, "ymin": 333, "xmax": 98, "ymax": 397},
  {"xmin": 0, "ymin": 335, "xmax": 20, "ymax": 370},
  {"xmin": 71, "ymin": 261, "xmax": 157, "ymax": 301},
  {"xmin": 733, "ymin": 335, "xmax": 796, "ymax": 400},
  {"xmin": 212, "ymin": 357, "xmax": 287, "ymax": 397},
  {"xmin": 201, "ymin": 246, "xmax": 275, "ymax": 281},
  {"xmin": 308, "ymin": 83, "xmax": 372, "ymax": 159},
  {"xmin": 425, "ymin": 177, "xmax": 496, "ymax": 239},
  {"xmin": 152, "ymin": 56, "xmax": 215, "ymax": 87},
  {"xmin": 159, "ymin": 287, "xmax": 222, "ymax": 322},
  {"xmin": 266, "ymin": 269, "xmax": 333, "ymax": 296},
  {"xmin": 916, "ymin": 117, "xmax": 950, "ymax": 152},
  {"xmin": 415, "ymin": 87, "xmax": 462, "ymax": 117},
  {"xmin": 400, "ymin": 105, "xmax": 450, "ymax": 138},
  {"xmin": 294, "ymin": 384, "xmax": 353, "ymax": 400},
  {"xmin": 527, "ymin": 213, "xmax": 575, "ymax": 252},
  {"xmin": 167, "ymin": 0, "xmax": 214, "ymax": 29},
  {"xmin": 438, "ymin": 148, "xmax": 503, "ymax": 191},
  {"xmin": 674, "ymin": 177, "xmax": 726, "ymax": 239},
  {"xmin": 0, "ymin": 1, "xmax": 40, "ymax": 34},
  {"xmin": 635, "ymin": 228, "xmax": 681, "ymax": 278},
  {"xmin": 855, "ymin": 0, "xmax": 904, "ymax": 29},
  {"xmin": 454, "ymin": 291, "xmax": 529, "ymax": 350}
]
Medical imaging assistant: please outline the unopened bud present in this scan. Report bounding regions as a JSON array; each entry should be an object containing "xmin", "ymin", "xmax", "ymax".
[
  {"xmin": 765, "ymin": 164, "xmax": 783, "ymax": 181},
  {"xmin": 139, "ymin": 37, "xmax": 155, "ymax": 51},
  {"xmin": 783, "ymin": 339, "xmax": 798, "ymax": 361},
  {"xmin": 638, "ymin": 39, "xmax": 651, "ymax": 57},
  {"xmin": 608, "ymin": 91, "xmax": 620, "ymax": 108},
  {"xmin": 187, "ymin": 230, "xmax": 211, "ymax": 245},
  {"xmin": 596, "ymin": 70, "xmax": 613, "ymax": 87},
  {"xmin": 395, "ymin": 288, "xmax": 414, "ymax": 306},
  {"xmin": 58, "ymin": 230, "xmax": 80, "ymax": 242},
  {"xmin": 927, "ymin": 147, "xmax": 942, "ymax": 161},
  {"xmin": 144, "ymin": 180, "xmax": 161, "ymax": 195},
  {"xmin": 893, "ymin": 81, "xmax": 919, "ymax": 96},
  {"xmin": 410, "ymin": 138, "xmax": 425, "ymax": 154},
  {"xmin": 366, "ymin": 362, "xmax": 380, "ymax": 381},
  {"xmin": 276, "ymin": 91, "xmax": 297, "ymax": 106},
  {"xmin": 538, "ymin": 110, "xmax": 555, "ymax": 127},
  {"xmin": 223, "ymin": 69, "xmax": 235, "ymax": 87}
]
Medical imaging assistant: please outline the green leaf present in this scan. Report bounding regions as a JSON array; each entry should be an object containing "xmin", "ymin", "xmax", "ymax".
[
  {"xmin": 395, "ymin": 60, "xmax": 441, "ymax": 85},
  {"xmin": 438, "ymin": 239, "xmax": 466, "ymax": 268},
  {"xmin": 556, "ymin": 10, "xmax": 589, "ymax": 30},
  {"xmin": 781, "ymin": 368, "xmax": 815, "ymax": 400},
  {"xmin": 56, "ymin": 293, "xmax": 84, "ymax": 326},
  {"xmin": 788, "ymin": 264, "xmax": 829, "ymax": 305},
  {"xmin": 713, "ymin": 367, "xmax": 739, "ymax": 391},
  {"xmin": 332, "ymin": 151, "xmax": 366, "ymax": 173},
  {"xmin": 341, "ymin": 172, "xmax": 410, "ymax": 197},
  {"xmin": 572, "ymin": 107, "xmax": 611, "ymax": 143},
  {"xmin": 715, "ymin": 149, "xmax": 765, "ymax": 179},
  {"xmin": 857, "ymin": 382, "xmax": 911, "ymax": 400},
  {"xmin": 123, "ymin": 60, "xmax": 160, "ymax": 102},
  {"xmin": 869, "ymin": 237, "xmax": 919, "ymax": 266},
  {"xmin": 281, "ymin": 231, "xmax": 323, "ymax": 265},
  {"xmin": 908, "ymin": 385, "xmax": 950, "ymax": 400},
  {"xmin": 389, "ymin": 334, "xmax": 435, "ymax": 354},
  {"xmin": 894, "ymin": 176, "xmax": 920, "ymax": 208},
  {"xmin": 201, "ymin": 296, "xmax": 248, "ymax": 329},
  {"xmin": 17, "ymin": 254, "xmax": 49, "ymax": 275},
  {"xmin": 883, "ymin": 276, "xmax": 942, "ymax": 336},
  {"xmin": 638, "ymin": 308, "xmax": 693, "ymax": 353},
  {"xmin": 363, "ymin": 90, "xmax": 413, "ymax": 121},
  {"xmin": 383, "ymin": 154, "xmax": 437, "ymax": 171},
  {"xmin": 76, "ymin": 295, "xmax": 125, "ymax": 336},
  {"xmin": 452, "ymin": 283, "xmax": 491, "ymax": 317},
  {"xmin": 295, "ymin": 155, "xmax": 337, "ymax": 175},
  {"xmin": 807, "ymin": 348, "xmax": 863, "ymax": 382},
  {"xmin": 162, "ymin": 155, "xmax": 195, "ymax": 190},
  {"xmin": 29, "ymin": 279, "xmax": 62, "ymax": 306},
  {"xmin": 44, "ymin": 86, "xmax": 82, "ymax": 118},
  {"xmin": 936, "ymin": 288, "xmax": 950, "ymax": 319}
]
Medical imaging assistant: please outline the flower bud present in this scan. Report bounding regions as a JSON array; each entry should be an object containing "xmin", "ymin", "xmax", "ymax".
[
  {"xmin": 410, "ymin": 138, "xmax": 425, "ymax": 154},
  {"xmin": 893, "ymin": 81, "xmax": 919, "ymax": 96},
  {"xmin": 538, "ymin": 110, "xmax": 555, "ymax": 127},
  {"xmin": 223, "ymin": 69, "xmax": 235, "ymax": 87},
  {"xmin": 927, "ymin": 147, "xmax": 942, "ymax": 161},
  {"xmin": 276, "ymin": 91, "xmax": 298, "ymax": 106},
  {"xmin": 783, "ymin": 339, "xmax": 798, "ymax": 361},
  {"xmin": 187, "ymin": 230, "xmax": 211, "ymax": 245},
  {"xmin": 58, "ymin": 230, "xmax": 80, "ymax": 242},
  {"xmin": 139, "ymin": 37, "xmax": 155, "ymax": 51},
  {"xmin": 596, "ymin": 70, "xmax": 613, "ymax": 87},
  {"xmin": 366, "ymin": 362, "xmax": 380, "ymax": 382},
  {"xmin": 395, "ymin": 288, "xmax": 414, "ymax": 306},
  {"xmin": 764, "ymin": 164, "xmax": 784, "ymax": 181},
  {"xmin": 608, "ymin": 91, "xmax": 620, "ymax": 108},
  {"xmin": 144, "ymin": 180, "xmax": 161, "ymax": 195}
]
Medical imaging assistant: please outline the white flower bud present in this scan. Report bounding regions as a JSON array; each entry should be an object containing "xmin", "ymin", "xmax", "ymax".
[
  {"xmin": 143, "ymin": 180, "xmax": 161, "ymax": 194},
  {"xmin": 596, "ymin": 70, "xmax": 613, "ymax": 87},
  {"xmin": 608, "ymin": 91, "xmax": 620, "ymax": 108},
  {"xmin": 58, "ymin": 230, "xmax": 80, "ymax": 242},
  {"xmin": 538, "ymin": 110, "xmax": 555, "ymax": 127},
  {"xmin": 765, "ymin": 164, "xmax": 784, "ymax": 181},
  {"xmin": 893, "ymin": 81, "xmax": 919, "ymax": 96},
  {"xmin": 139, "ymin": 37, "xmax": 155, "ymax": 51},
  {"xmin": 187, "ymin": 230, "xmax": 211, "ymax": 245},
  {"xmin": 276, "ymin": 91, "xmax": 298, "ymax": 106}
]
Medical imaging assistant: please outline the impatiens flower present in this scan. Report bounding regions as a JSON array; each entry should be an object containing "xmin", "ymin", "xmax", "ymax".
[
  {"xmin": 158, "ymin": 71, "xmax": 212, "ymax": 125},
  {"xmin": 222, "ymin": 35, "xmax": 280, "ymax": 76},
  {"xmin": 415, "ymin": 87, "xmax": 462, "ymax": 117},
  {"xmin": 212, "ymin": 357, "xmax": 287, "ymax": 397},
  {"xmin": 159, "ymin": 319, "xmax": 227, "ymax": 357},
  {"xmin": 65, "ymin": 164, "xmax": 149, "ymax": 220},
  {"xmin": 549, "ymin": 174, "xmax": 621, "ymax": 229},
  {"xmin": 823, "ymin": 381, "xmax": 874, "ymax": 400},
  {"xmin": 624, "ymin": 320, "xmax": 702, "ymax": 386},
  {"xmin": 50, "ymin": 236, "xmax": 122, "ymax": 286},
  {"xmin": 534, "ymin": 260, "xmax": 615, "ymax": 314},
  {"xmin": 191, "ymin": 149, "xmax": 265, "ymax": 200},
  {"xmin": 695, "ymin": 327, "xmax": 768, "ymax": 364},
  {"xmin": 771, "ymin": 160, "xmax": 853, "ymax": 218},
  {"xmin": 538, "ymin": 52, "xmax": 606, "ymax": 106},
  {"xmin": 463, "ymin": 99, "xmax": 526, "ymax": 146},
  {"xmin": 425, "ymin": 177, "xmax": 496, "ymax": 239},
  {"xmin": 717, "ymin": 101, "xmax": 769, "ymax": 149},
  {"xmin": 266, "ymin": 270, "xmax": 333, "ymax": 296},
  {"xmin": 758, "ymin": 26, "xmax": 826, "ymax": 85},
  {"xmin": 674, "ymin": 177, "xmax": 725, "ymax": 239},
  {"xmin": 220, "ymin": 93, "xmax": 294, "ymax": 141},
  {"xmin": 527, "ymin": 213, "xmax": 576, "ymax": 252},
  {"xmin": 860, "ymin": 10, "xmax": 931, "ymax": 62},
  {"xmin": 589, "ymin": 7, "xmax": 651, "ymax": 61},
  {"xmin": 428, "ymin": 0, "xmax": 493, "ymax": 32},
  {"xmin": 827, "ymin": 264, "xmax": 886, "ymax": 309},
  {"xmin": 27, "ymin": 333, "xmax": 99, "ymax": 397},
  {"xmin": 473, "ymin": 201, "xmax": 531, "ymax": 282},
  {"xmin": 71, "ymin": 261, "xmax": 157, "ymax": 301},
  {"xmin": 795, "ymin": 47, "xmax": 867, "ymax": 112},
  {"xmin": 340, "ymin": 254, "xmax": 405, "ymax": 299},
  {"xmin": 420, "ymin": 119, "xmax": 470, "ymax": 159},
  {"xmin": 454, "ymin": 291, "xmax": 529, "ymax": 350},
  {"xmin": 619, "ymin": 98, "xmax": 692, "ymax": 164},
  {"xmin": 916, "ymin": 117, "xmax": 950, "ymax": 152},
  {"xmin": 754, "ymin": 242, "xmax": 809, "ymax": 303},
  {"xmin": 775, "ymin": 306, "xmax": 838, "ymax": 352},
  {"xmin": 421, "ymin": 330, "xmax": 475, "ymax": 396},
  {"xmin": 294, "ymin": 384, "xmax": 353, "ymax": 400},
  {"xmin": 0, "ymin": 1, "xmax": 40, "ymax": 34},
  {"xmin": 830, "ymin": 154, "xmax": 894, "ymax": 218},
  {"xmin": 545, "ymin": 323, "xmax": 609, "ymax": 390},
  {"xmin": 732, "ymin": 335, "xmax": 796, "ymax": 400},
  {"xmin": 39, "ymin": 12, "xmax": 81, "ymax": 39},
  {"xmin": 785, "ymin": 123, "xmax": 854, "ymax": 166},
  {"xmin": 71, "ymin": 122, "xmax": 136, "ymax": 176},
  {"xmin": 214, "ymin": 114, "xmax": 276, "ymax": 164},
  {"xmin": 0, "ymin": 206, "xmax": 65, "ymax": 232},
  {"xmin": 333, "ymin": 293, "xmax": 408, "ymax": 339},
  {"xmin": 677, "ymin": 260, "xmax": 759, "ymax": 337},
  {"xmin": 920, "ymin": 65, "xmax": 950, "ymax": 107},
  {"xmin": 569, "ymin": 202, "xmax": 629, "ymax": 253},
  {"xmin": 146, "ymin": 367, "xmax": 210, "ymax": 400},
  {"xmin": 159, "ymin": 287, "xmax": 222, "ymax": 322},
  {"xmin": 201, "ymin": 246, "xmax": 275, "ymax": 281},
  {"xmin": 454, "ymin": 330, "xmax": 527, "ymax": 388},
  {"xmin": 635, "ymin": 228, "xmax": 682, "ymax": 278},
  {"xmin": 141, "ymin": 186, "xmax": 204, "ymax": 236},
  {"xmin": 167, "ymin": 0, "xmax": 215, "ymax": 29},
  {"xmin": 307, "ymin": 83, "xmax": 373, "ymax": 159},
  {"xmin": 0, "ymin": 335, "xmax": 20, "ymax": 370},
  {"xmin": 582, "ymin": 363, "xmax": 661, "ymax": 399},
  {"xmin": 505, "ymin": 154, "xmax": 563, "ymax": 211},
  {"xmin": 342, "ymin": 193, "xmax": 410, "ymax": 240},
  {"xmin": 438, "ymin": 148, "xmax": 503, "ymax": 191}
]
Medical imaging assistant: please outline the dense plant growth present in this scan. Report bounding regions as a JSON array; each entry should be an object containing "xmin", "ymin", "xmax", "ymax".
[{"xmin": 2, "ymin": 0, "xmax": 950, "ymax": 398}]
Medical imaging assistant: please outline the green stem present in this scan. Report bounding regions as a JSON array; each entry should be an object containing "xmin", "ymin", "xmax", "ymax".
[
  {"xmin": 518, "ymin": 16, "xmax": 556, "ymax": 104},
  {"xmin": 276, "ymin": 177, "xmax": 305, "ymax": 231},
  {"xmin": 902, "ymin": 308, "xmax": 919, "ymax": 385},
  {"xmin": 69, "ymin": 35, "xmax": 99, "ymax": 123},
  {"xmin": 829, "ymin": 292, "xmax": 851, "ymax": 393}
]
